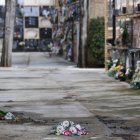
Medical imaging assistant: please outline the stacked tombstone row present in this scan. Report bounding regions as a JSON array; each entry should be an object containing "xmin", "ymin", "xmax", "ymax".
[{"xmin": 14, "ymin": 1, "xmax": 57, "ymax": 52}]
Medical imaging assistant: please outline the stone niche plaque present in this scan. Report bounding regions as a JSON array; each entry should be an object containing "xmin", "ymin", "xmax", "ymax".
[
  {"xmin": 39, "ymin": 17, "xmax": 52, "ymax": 28},
  {"xmin": 24, "ymin": 7, "xmax": 39, "ymax": 17},
  {"xmin": 25, "ymin": 17, "xmax": 38, "ymax": 28},
  {"xmin": 40, "ymin": 28, "xmax": 52, "ymax": 39},
  {"xmin": 24, "ymin": 29, "xmax": 39, "ymax": 39},
  {"xmin": 24, "ymin": 0, "xmax": 55, "ymax": 6},
  {"xmin": 24, "ymin": 0, "xmax": 38, "ymax": 6},
  {"xmin": 39, "ymin": 0, "xmax": 55, "ymax": 6}
]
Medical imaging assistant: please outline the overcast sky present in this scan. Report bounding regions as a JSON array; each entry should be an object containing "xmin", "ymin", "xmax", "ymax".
[{"xmin": 0, "ymin": 0, "xmax": 5, "ymax": 5}]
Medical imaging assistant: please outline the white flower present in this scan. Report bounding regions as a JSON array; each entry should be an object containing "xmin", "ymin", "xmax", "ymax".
[
  {"xmin": 75, "ymin": 124, "xmax": 82, "ymax": 131},
  {"xmin": 56, "ymin": 125, "xmax": 65, "ymax": 134},
  {"xmin": 69, "ymin": 126, "xmax": 77, "ymax": 134},
  {"xmin": 61, "ymin": 120, "xmax": 70, "ymax": 128}
]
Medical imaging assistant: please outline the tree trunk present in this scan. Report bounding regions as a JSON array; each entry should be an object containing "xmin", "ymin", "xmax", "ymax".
[
  {"xmin": 1, "ymin": 0, "xmax": 16, "ymax": 67},
  {"xmin": 77, "ymin": 0, "xmax": 83, "ymax": 68},
  {"xmin": 82, "ymin": 0, "xmax": 88, "ymax": 67},
  {"xmin": 78, "ymin": 0, "xmax": 88, "ymax": 68}
]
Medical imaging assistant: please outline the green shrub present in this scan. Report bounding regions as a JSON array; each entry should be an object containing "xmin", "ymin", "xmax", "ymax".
[{"xmin": 87, "ymin": 17, "xmax": 105, "ymax": 67}]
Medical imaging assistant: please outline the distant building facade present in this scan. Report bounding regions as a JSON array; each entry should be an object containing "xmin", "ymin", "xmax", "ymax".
[
  {"xmin": 0, "ymin": 0, "xmax": 56, "ymax": 52},
  {"xmin": 106, "ymin": 0, "xmax": 140, "ymax": 70}
]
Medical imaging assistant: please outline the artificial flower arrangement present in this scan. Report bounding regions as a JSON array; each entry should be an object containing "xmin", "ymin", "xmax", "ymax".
[
  {"xmin": 107, "ymin": 59, "xmax": 127, "ymax": 81},
  {"xmin": 115, "ymin": 64, "xmax": 126, "ymax": 81},
  {"xmin": 49, "ymin": 120, "xmax": 88, "ymax": 136}
]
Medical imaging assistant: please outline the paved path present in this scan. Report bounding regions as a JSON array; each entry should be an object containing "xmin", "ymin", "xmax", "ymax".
[{"xmin": 0, "ymin": 53, "xmax": 139, "ymax": 140}]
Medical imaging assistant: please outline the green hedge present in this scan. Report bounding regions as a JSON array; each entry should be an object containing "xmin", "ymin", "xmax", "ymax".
[{"xmin": 87, "ymin": 17, "xmax": 105, "ymax": 67}]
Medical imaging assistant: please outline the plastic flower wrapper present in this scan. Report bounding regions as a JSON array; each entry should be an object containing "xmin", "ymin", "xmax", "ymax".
[
  {"xmin": 126, "ymin": 67, "xmax": 132, "ymax": 75},
  {"xmin": 4, "ymin": 112, "xmax": 16, "ymax": 120},
  {"xmin": 114, "ymin": 71, "xmax": 118, "ymax": 79},
  {"xmin": 75, "ymin": 124, "xmax": 82, "ymax": 131},
  {"xmin": 113, "ymin": 59, "xmax": 119, "ymax": 65},
  {"xmin": 125, "ymin": 67, "xmax": 133, "ymax": 79},
  {"xmin": 107, "ymin": 60, "xmax": 120, "ymax": 77},
  {"xmin": 108, "ymin": 68, "xmax": 118, "ymax": 77},
  {"xmin": 106, "ymin": 59, "xmax": 113, "ymax": 69},
  {"xmin": 108, "ymin": 64, "xmax": 117, "ymax": 77},
  {"xmin": 69, "ymin": 126, "xmax": 78, "ymax": 135},
  {"xmin": 61, "ymin": 120, "xmax": 70, "ymax": 129},
  {"xmin": 69, "ymin": 124, "xmax": 88, "ymax": 136},
  {"xmin": 49, "ymin": 124, "xmax": 64, "ymax": 135},
  {"xmin": 76, "ymin": 124, "xmax": 88, "ymax": 136},
  {"xmin": 56, "ymin": 125, "xmax": 65, "ymax": 135}
]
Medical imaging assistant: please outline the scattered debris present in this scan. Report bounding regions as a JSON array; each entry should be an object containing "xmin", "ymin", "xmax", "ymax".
[{"xmin": 49, "ymin": 120, "xmax": 88, "ymax": 136}]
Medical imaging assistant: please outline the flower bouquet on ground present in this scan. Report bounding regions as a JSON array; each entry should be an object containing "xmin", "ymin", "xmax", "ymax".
[
  {"xmin": 48, "ymin": 120, "xmax": 88, "ymax": 136},
  {"xmin": 107, "ymin": 59, "xmax": 127, "ymax": 81},
  {"xmin": 115, "ymin": 64, "xmax": 126, "ymax": 81}
]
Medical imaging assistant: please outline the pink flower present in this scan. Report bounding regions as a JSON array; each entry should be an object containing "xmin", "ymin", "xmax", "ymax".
[{"xmin": 63, "ymin": 130, "xmax": 72, "ymax": 136}]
